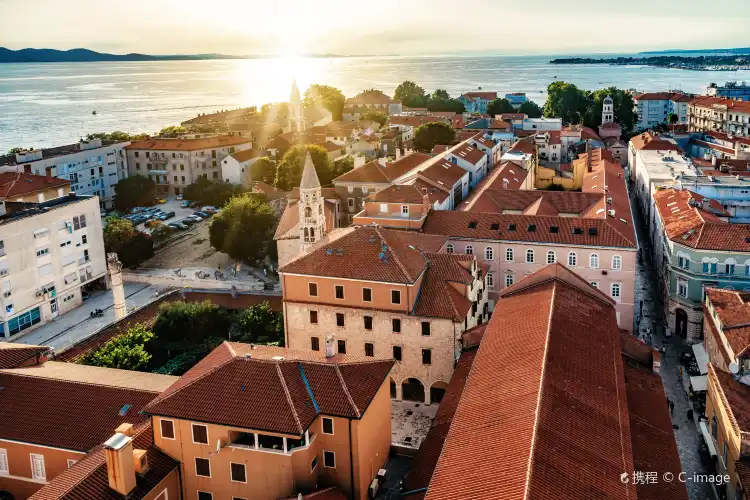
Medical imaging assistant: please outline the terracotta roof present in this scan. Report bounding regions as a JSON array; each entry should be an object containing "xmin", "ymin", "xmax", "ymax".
[
  {"xmin": 431, "ymin": 145, "xmax": 448, "ymax": 154},
  {"xmin": 600, "ymin": 122, "xmax": 621, "ymax": 129},
  {"xmin": 280, "ymin": 226, "xmax": 447, "ymax": 283},
  {"xmin": 388, "ymin": 116, "xmax": 443, "ymax": 127},
  {"xmin": 418, "ymin": 159, "xmax": 467, "ymax": 188},
  {"xmin": 654, "ymin": 188, "xmax": 750, "ymax": 252},
  {"xmin": 229, "ymin": 148, "xmax": 261, "ymax": 162},
  {"xmin": 460, "ymin": 323, "xmax": 487, "ymax": 349},
  {"xmin": 738, "ymin": 460, "xmax": 750, "ymax": 494},
  {"xmin": 703, "ymin": 304, "xmax": 734, "ymax": 366},
  {"xmin": 252, "ymin": 181, "xmax": 281, "ymax": 193},
  {"xmin": 425, "ymin": 263, "xmax": 638, "ymax": 500},
  {"xmin": 691, "ymin": 96, "xmax": 750, "ymax": 113},
  {"xmin": 710, "ymin": 364, "xmax": 750, "ymax": 431},
  {"xmin": 0, "ymin": 343, "xmax": 50, "ymax": 368},
  {"xmin": 0, "ymin": 172, "xmax": 70, "ymax": 199},
  {"xmin": 0, "ymin": 372, "xmax": 157, "ymax": 451},
  {"xmin": 326, "ymin": 121, "xmax": 356, "ymax": 136},
  {"xmin": 412, "ymin": 179, "xmax": 450, "ymax": 205},
  {"xmin": 469, "ymin": 189, "xmax": 603, "ymax": 215},
  {"xmin": 705, "ymin": 288, "xmax": 750, "ymax": 358},
  {"xmin": 125, "ymin": 135, "xmax": 251, "ymax": 151},
  {"xmin": 30, "ymin": 422, "xmax": 179, "ymax": 500},
  {"xmin": 630, "ymin": 132, "xmax": 683, "ymax": 153},
  {"xmin": 507, "ymin": 138, "xmax": 535, "ymax": 155},
  {"xmin": 500, "ymin": 113, "xmax": 525, "ymax": 120},
  {"xmin": 345, "ymin": 91, "xmax": 395, "ymax": 106},
  {"xmin": 412, "ymin": 253, "xmax": 474, "ymax": 321},
  {"xmin": 333, "ymin": 153, "xmax": 431, "ymax": 184},
  {"xmin": 449, "ymin": 143, "xmax": 486, "ymax": 165},
  {"xmin": 634, "ymin": 92, "xmax": 691, "ymax": 102},
  {"xmin": 369, "ymin": 184, "xmax": 425, "ymax": 204},
  {"xmin": 142, "ymin": 342, "xmax": 394, "ymax": 435},
  {"xmin": 462, "ymin": 91, "xmax": 498, "ymax": 101}
]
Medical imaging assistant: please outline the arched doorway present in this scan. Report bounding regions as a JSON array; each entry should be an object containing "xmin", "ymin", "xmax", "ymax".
[
  {"xmin": 675, "ymin": 308, "xmax": 688, "ymax": 338},
  {"xmin": 430, "ymin": 381, "xmax": 449, "ymax": 404},
  {"xmin": 0, "ymin": 491, "xmax": 15, "ymax": 500},
  {"xmin": 402, "ymin": 378, "xmax": 425, "ymax": 402},
  {"xmin": 390, "ymin": 378, "xmax": 397, "ymax": 399}
]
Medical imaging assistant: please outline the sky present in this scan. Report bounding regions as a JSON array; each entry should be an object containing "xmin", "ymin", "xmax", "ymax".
[{"xmin": 2, "ymin": 0, "xmax": 750, "ymax": 56}]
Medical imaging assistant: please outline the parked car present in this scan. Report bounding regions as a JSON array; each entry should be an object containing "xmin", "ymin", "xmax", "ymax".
[
  {"xmin": 193, "ymin": 211, "xmax": 210, "ymax": 219},
  {"xmin": 176, "ymin": 194, "xmax": 184, "ymax": 200},
  {"xmin": 158, "ymin": 211, "xmax": 176, "ymax": 221},
  {"xmin": 130, "ymin": 206, "xmax": 146, "ymax": 214},
  {"xmin": 131, "ymin": 215, "xmax": 148, "ymax": 225},
  {"xmin": 153, "ymin": 198, "xmax": 166, "ymax": 204},
  {"xmin": 168, "ymin": 222, "xmax": 187, "ymax": 230},
  {"xmin": 179, "ymin": 218, "xmax": 195, "ymax": 226},
  {"xmin": 184, "ymin": 215, "xmax": 203, "ymax": 223},
  {"xmin": 181, "ymin": 200, "xmax": 191, "ymax": 208},
  {"xmin": 201, "ymin": 206, "xmax": 219, "ymax": 214}
]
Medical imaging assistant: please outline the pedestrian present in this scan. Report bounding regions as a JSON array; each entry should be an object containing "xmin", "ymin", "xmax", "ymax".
[
  {"xmin": 264, "ymin": 268, "xmax": 267, "ymax": 278},
  {"xmin": 687, "ymin": 408, "xmax": 693, "ymax": 422},
  {"xmin": 679, "ymin": 366, "xmax": 683, "ymax": 380},
  {"xmin": 669, "ymin": 400, "xmax": 674, "ymax": 415}
]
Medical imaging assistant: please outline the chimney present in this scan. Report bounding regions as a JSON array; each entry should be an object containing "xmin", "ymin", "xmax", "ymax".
[
  {"xmin": 422, "ymin": 187, "xmax": 430, "ymax": 212},
  {"xmin": 325, "ymin": 335, "xmax": 335, "ymax": 358},
  {"xmin": 736, "ymin": 141, "xmax": 742, "ymax": 159},
  {"xmin": 712, "ymin": 155, "xmax": 717, "ymax": 166},
  {"xmin": 378, "ymin": 157, "xmax": 387, "ymax": 167},
  {"xmin": 104, "ymin": 427, "xmax": 137, "ymax": 496}
]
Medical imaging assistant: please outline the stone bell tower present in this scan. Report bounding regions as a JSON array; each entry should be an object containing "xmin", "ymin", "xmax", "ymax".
[
  {"xmin": 602, "ymin": 95, "xmax": 614, "ymax": 125},
  {"xmin": 298, "ymin": 153, "xmax": 325, "ymax": 253}
]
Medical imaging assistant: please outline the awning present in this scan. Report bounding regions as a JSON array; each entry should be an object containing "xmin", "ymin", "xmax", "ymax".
[
  {"xmin": 691, "ymin": 375, "xmax": 708, "ymax": 392},
  {"xmin": 699, "ymin": 421, "xmax": 717, "ymax": 456},
  {"xmin": 692, "ymin": 342, "xmax": 709, "ymax": 375}
]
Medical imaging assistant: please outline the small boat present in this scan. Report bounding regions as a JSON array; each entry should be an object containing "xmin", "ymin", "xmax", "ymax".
[{"xmin": 92, "ymin": 110, "xmax": 97, "ymax": 115}]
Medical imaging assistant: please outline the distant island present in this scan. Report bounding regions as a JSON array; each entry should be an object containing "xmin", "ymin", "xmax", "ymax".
[
  {"xmin": 0, "ymin": 47, "xmax": 346, "ymax": 63},
  {"xmin": 550, "ymin": 54, "xmax": 750, "ymax": 71},
  {"xmin": 639, "ymin": 47, "xmax": 750, "ymax": 55}
]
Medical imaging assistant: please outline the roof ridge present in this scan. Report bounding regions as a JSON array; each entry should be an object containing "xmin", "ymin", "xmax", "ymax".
[
  {"xmin": 0, "ymin": 370, "xmax": 162, "ymax": 395},
  {"xmin": 276, "ymin": 362, "xmax": 305, "ymax": 435},
  {"xmin": 522, "ymin": 281, "xmax": 557, "ymax": 500},
  {"xmin": 334, "ymin": 364, "xmax": 360, "ymax": 418}
]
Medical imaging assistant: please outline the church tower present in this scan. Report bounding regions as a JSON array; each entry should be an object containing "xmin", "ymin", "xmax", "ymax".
[
  {"xmin": 290, "ymin": 79, "xmax": 305, "ymax": 132},
  {"xmin": 602, "ymin": 95, "xmax": 614, "ymax": 125},
  {"xmin": 299, "ymin": 153, "xmax": 325, "ymax": 253}
]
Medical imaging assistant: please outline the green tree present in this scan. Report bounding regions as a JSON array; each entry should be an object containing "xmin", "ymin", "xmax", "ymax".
[
  {"xmin": 517, "ymin": 101, "xmax": 543, "ymax": 118},
  {"xmin": 250, "ymin": 157, "xmax": 277, "ymax": 185},
  {"xmin": 208, "ymin": 195, "xmax": 276, "ymax": 264},
  {"xmin": 152, "ymin": 300, "xmax": 232, "ymax": 347},
  {"xmin": 426, "ymin": 90, "xmax": 465, "ymax": 113},
  {"xmin": 303, "ymin": 84, "xmax": 346, "ymax": 121},
  {"xmin": 117, "ymin": 231, "xmax": 154, "ymax": 268},
  {"xmin": 414, "ymin": 122, "xmax": 455, "ymax": 152},
  {"xmin": 79, "ymin": 323, "xmax": 155, "ymax": 370},
  {"xmin": 104, "ymin": 217, "xmax": 136, "ymax": 253},
  {"xmin": 543, "ymin": 81, "xmax": 591, "ymax": 124},
  {"xmin": 231, "ymin": 301, "xmax": 283, "ymax": 344},
  {"xmin": 394, "ymin": 81, "xmax": 427, "ymax": 108},
  {"xmin": 359, "ymin": 110, "xmax": 388, "ymax": 127},
  {"xmin": 157, "ymin": 125, "xmax": 186, "ymax": 137},
  {"xmin": 113, "ymin": 175, "xmax": 156, "ymax": 211},
  {"xmin": 275, "ymin": 144, "xmax": 333, "ymax": 190},
  {"xmin": 668, "ymin": 112, "xmax": 678, "ymax": 125},
  {"xmin": 6, "ymin": 147, "xmax": 31, "ymax": 155},
  {"xmin": 584, "ymin": 88, "xmax": 637, "ymax": 133},
  {"xmin": 183, "ymin": 177, "xmax": 246, "ymax": 206},
  {"xmin": 431, "ymin": 89, "xmax": 450, "ymax": 101},
  {"xmin": 333, "ymin": 155, "xmax": 355, "ymax": 179},
  {"xmin": 85, "ymin": 131, "xmax": 147, "ymax": 142},
  {"xmin": 150, "ymin": 223, "xmax": 173, "ymax": 245},
  {"xmin": 486, "ymin": 98, "xmax": 515, "ymax": 116}
]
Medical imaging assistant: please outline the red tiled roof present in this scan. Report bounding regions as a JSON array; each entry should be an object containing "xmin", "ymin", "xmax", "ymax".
[
  {"xmin": 508, "ymin": 138, "xmax": 535, "ymax": 155},
  {"xmin": 634, "ymin": 92, "xmax": 690, "ymax": 102},
  {"xmin": 142, "ymin": 342, "xmax": 393, "ymax": 434},
  {"xmin": 0, "ymin": 343, "xmax": 50, "ymax": 368},
  {"xmin": 691, "ymin": 96, "xmax": 750, "ymax": 113},
  {"xmin": 500, "ymin": 113, "xmax": 525, "ymax": 120},
  {"xmin": 0, "ymin": 372, "xmax": 157, "ymax": 451},
  {"xmin": 431, "ymin": 145, "xmax": 448, "ymax": 154},
  {"xmin": 654, "ymin": 188, "xmax": 750, "ymax": 252},
  {"xmin": 0, "ymin": 172, "xmax": 70, "ymax": 199},
  {"xmin": 412, "ymin": 179, "xmax": 450, "ymax": 205},
  {"xmin": 279, "ymin": 226, "xmax": 447, "ymax": 283},
  {"xmin": 412, "ymin": 253, "xmax": 474, "ymax": 321},
  {"xmin": 449, "ymin": 143, "xmax": 485, "ymax": 165},
  {"xmin": 30, "ymin": 422, "xmax": 179, "ymax": 500},
  {"xmin": 462, "ymin": 92, "xmax": 498, "ymax": 101},
  {"xmin": 388, "ymin": 116, "xmax": 444, "ymax": 128},
  {"xmin": 711, "ymin": 364, "xmax": 750, "ymax": 431},
  {"xmin": 229, "ymin": 148, "xmax": 261, "ymax": 162},
  {"xmin": 630, "ymin": 132, "xmax": 683, "ymax": 153},
  {"xmin": 125, "ymin": 135, "xmax": 251, "ymax": 151},
  {"xmin": 705, "ymin": 288, "xmax": 750, "ymax": 358},
  {"xmin": 425, "ymin": 263, "xmax": 638, "ymax": 500},
  {"xmin": 333, "ymin": 153, "xmax": 431, "ymax": 184},
  {"xmin": 418, "ymin": 159, "xmax": 467, "ymax": 188},
  {"xmin": 369, "ymin": 184, "xmax": 425, "ymax": 204}
]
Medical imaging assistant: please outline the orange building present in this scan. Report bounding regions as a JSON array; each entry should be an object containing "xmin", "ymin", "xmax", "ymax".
[{"xmin": 352, "ymin": 184, "xmax": 432, "ymax": 230}]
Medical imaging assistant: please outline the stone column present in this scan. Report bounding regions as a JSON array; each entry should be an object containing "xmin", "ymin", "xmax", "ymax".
[{"xmin": 107, "ymin": 253, "xmax": 126, "ymax": 320}]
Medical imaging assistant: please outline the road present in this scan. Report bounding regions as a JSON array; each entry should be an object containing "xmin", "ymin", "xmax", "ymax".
[{"xmin": 631, "ymin": 187, "xmax": 715, "ymax": 500}]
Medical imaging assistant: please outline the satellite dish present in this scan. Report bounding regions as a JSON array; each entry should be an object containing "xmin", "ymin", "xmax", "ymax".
[{"xmin": 730, "ymin": 362, "xmax": 740, "ymax": 374}]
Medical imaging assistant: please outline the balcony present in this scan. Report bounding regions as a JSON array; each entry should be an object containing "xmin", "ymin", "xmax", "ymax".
[{"xmin": 227, "ymin": 430, "xmax": 316, "ymax": 455}]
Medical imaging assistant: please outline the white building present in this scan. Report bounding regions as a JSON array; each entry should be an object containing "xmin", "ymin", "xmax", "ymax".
[
  {"xmin": 0, "ymin": 194, "xmax": 106, "ymax": 339},
  {"xmin": 0, "ymin": 139, "xmax": 129, "ymax": 210},
  {"xmin": 521, "ymin": 118, "xmax": 562, "ymax": 131},
  {"xmin": 633, "ymin": 92, "xmax": 692, "ymax": 130},
  {"xmin": 446, "ymin": 143, "xmax": 489, "ymax": 188},
  {"xmin": 220, "ymin": 149, "xmax": 262, "ymax": 186}
]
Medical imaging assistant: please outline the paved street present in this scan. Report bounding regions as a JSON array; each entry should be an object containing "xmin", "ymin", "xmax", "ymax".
[{"xmin": 631, "ymin": 187, "xmax": 715, "ymax": 500}]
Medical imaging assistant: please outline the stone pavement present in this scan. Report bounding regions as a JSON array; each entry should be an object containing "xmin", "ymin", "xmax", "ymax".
[
  {"xmin": 631, "ymin": 188, "xmax": 715, "ymax": 500},
  {"xmin": 391, "ymin": 400, "xmax": 437, "ymax": 450}
]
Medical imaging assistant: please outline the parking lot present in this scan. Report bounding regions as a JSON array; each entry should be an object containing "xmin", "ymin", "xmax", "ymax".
[{"xmin": 125, "ymin": 196, "xmax": 217, "ymax": 234}]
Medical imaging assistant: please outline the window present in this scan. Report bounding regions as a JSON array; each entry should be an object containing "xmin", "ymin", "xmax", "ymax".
[
  {"xmin": 590, "ymin": 253, "xmax": 599, "ymax": 268},
  {"xmin": 465, "ymin": 245, "xmax": 473, "ymax": 255},
  {"xmin": 322, "ymin": 417, "xmax": 334, "ymax": 435},
  {"xmin": 160, "ymin": 419, "xmax": 175, "ymax": 439},
  {"xmin": 198, "ymin": 492, "xmax": 213, "ymax": 500},
  {"xmin": 391, "ymin": 290, "xmax": 401, "ymax": 304},
  {"xmin": 506, "ymin": 248, "xmax": 514, "ymax": 261},
  {"xmin": 421, "ymin": 321, "xmax": 431, "ymax": 336},
  {"xmin": 31, "ymin": 453, "xmax": 45, "ymax": 480},
  {"xmin": 338, "ymin": 339, "xmax": 346, "ymax": 354},
  {"xmin": 308, "ymin": 283, "xmax": 318, "ymax": 296},
  {"xmin": 0, "ymin": 448, "xmax": 7, "ymax": 474},
  {"xmin": 485, "ymin": 247, "xmax": 494, "ymax": 260},
  {"xmin": 486, "ymin": 272, "xmax": 494, "ymax": 288},
  {"xmin": 309, "ymin": 310, "xmax": 318, "ymax": 324},
  {"xmin": 323, "ymin": 451, "xmax": 336, "ymax": 468},
  {"xmin": 311, "ymin": 337, "xmax": 320, "ymax": 351},
  {"xmin": 612, "ymin": 255, "xmax": 622, "ymax": 270},
  {"xmin": 230, "ymin": 462, "xmax": 246, "ymax": 483},
  {"xmin": 192, "ymin": 424, "xmax": 208, "ymax": 444},
  {"xmin": 678, "ymin": 254, "xmax": 689, "ymax": 270},
  {"xmin": 401, "ymin": 205, "xmax": 409, "ymax": 215},
  {"xmin": 590, "ymin": 281, "xmax": 599, "ymax": 289},
  {"xmin": 546, "ymin": 251, "xmax": 556, "ymax": 264},
  {"xmin": 505, "ymin": 274, "xmax": 514, "ymax": 287},
  {"xmin": 335, "ymin": 285, "xmax": 344, "ymax": 299},
  {"xmin": 362, "ymin": 288, "xmax": 372, "ymax": 302},
  {"xmin": 611, "ymin": 283, "xmax": 621, "ymax": 299},
  {"xmin": 526, "ymin": 249, "xmax": 534, "ymax": 263},
  {"xmin": 348, "ymin": 198, "xmax": 354, "ymax": 208},
  {"xmin": 568, "ymin": 252, "xmax": 577, "ymax": 267},
  {"xmin": 311, "ymin": 456, "xmax": 318, "ymax": 471},
  {"xmin": 725, "ymin": 261, "xmax": 736, "ymax": 274},
  {"xmin": 8, "ymin": 307, "xmax": 41, "ymax": 336},
  {"xmin": 677, "ymin": 279, "xmax": 688, "ymax": 298},
  {"xmin": 336, "ymin": 313, "xmax": 345, "ymax": 327},
  {"xmin": 364, "ymin": 316, "xmax": 373, "ymax": 330},
  {"xmin": 446, "ymin": 244, "xmax": 454, "ymax": 254},
  {"xmin": 422, "ymin": 349, "xmax": 432, "ymax": 365},
  {"xmin": 393, "ymin": 345, "xmax": 402, "ymax": 361},
  {"xmin": 702, "ymin": 262, "xmax": 709, "ymax": 273},
  {"xmin": 392, "ymin": 318, "xmax": 401, "ymax": 333},
  {"xmin": 365, "ymin": 343, "xmax": 374, "ymax": 357},
  {"xmin": 36, "ymin": 247, "xmax": 49, "ymax": 257}
]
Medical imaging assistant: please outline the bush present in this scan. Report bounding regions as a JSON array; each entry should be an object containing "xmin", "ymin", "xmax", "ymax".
[
  {"xmin": 152, "ymin": 300, "xmax": 232, "ymax": 346},
  {"xmin": 150, "ymin": 223, "xmax": 173, "ymax": 245},
  {"xmin": 414, "ymin": 122, "xmax": 455, "ymax": 152},
  {"xmin": 103, "ymin": 217, "xmax": 154, "ymax": 267},
  {"xmin": 183, "ymin": 177, "xmax": 247, "ymax": 207},
  {"xmin": 79, "ymin": 323, "xmax": 155, "ymax": 371},
  {"xmin": 231, "ymin": 302, "xmax": 283, "ymax": 343},
  {"xmin": 208, "ymin": 195, "xmax": 276, "ymax": 264}
]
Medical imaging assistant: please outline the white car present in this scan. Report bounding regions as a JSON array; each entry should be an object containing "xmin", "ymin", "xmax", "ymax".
[
  {"xmin": 185, "ymin": 215, "xmax": 203, "ymax": 223},
  {"xmin": 201, "ymin": 206, "xmax": 218, "ymax": 214},
  {"xmin": 176, "ymin": 194, "xmax": 184, "ymax": 200}
]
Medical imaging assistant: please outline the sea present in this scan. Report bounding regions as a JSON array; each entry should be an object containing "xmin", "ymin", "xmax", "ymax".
[{"xmin": 2, "ymin": 53, "xmax": 750, "ymax": 152}]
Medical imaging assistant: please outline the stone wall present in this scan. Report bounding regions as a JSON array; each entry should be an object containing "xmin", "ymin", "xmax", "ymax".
[{"xmin": 668, "ymin": 298, "xmax": 704, "ymax": 344}]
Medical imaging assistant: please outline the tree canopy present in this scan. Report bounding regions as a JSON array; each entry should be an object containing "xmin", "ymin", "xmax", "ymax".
[
  {"xmin": 113, "ymin": 175, "xmax": 156, "ymax": 211},
  {"xmin": 85, "ymin": 131, "xmax": 148, "ymax": 142},
  {"xmin": 542, "ymin": 82, "xmax": 637, "ymax": 133},
  {"xmin": 79, "ymin": 323, "xmax": 155, "ymax": 371},
  {"xmin": 275, "ymin": 144, "xmax": 334, "ymax": 190},
  {"xmin": 486, "ymin": 98, "xmax": 515, "ymax": 116},
  {"xmin": 250, "ymin": 157, "xmax": 277, "ymax": 185},
  {"xmin": 103, "ymin": 217, "xmax": 154, "ymax": 267},
  {"xmin": 303, "ymin": 84, "xmax": 346, "ymax": 121},
  {"xmin": 153, "ymin": 300, "xmax": 232, "ymax": 347},
  {"xmin": 208, "ymin": 195, "xmax": 276, "ymax": 264},
  {"xmin": 414, "ymin": 122, "xmax": 455, "ymax": 152},
  {"xmin": 394, "ymin": 80, "xmax": 428, "ymax": 108},
  {"xmin": 183, "ymin": 177, "xmax": 247, "ymax": 206},
  {"xmin": 231, "ymin": 301, "xmax": 283, "ymax": 344},
  {"xmin": 426, "ymin": 89, "xmax": 465, "ymax": 113},
  {"xmin": 517, "ymin": 101, "xmax": 543, "ymax": 118},
  {"xmin": 359, "ymin": 110, "xmax": 388, "ymax": 126},
  {"xmin": 157, "ymin": 125, "xmax": 186, "ymax": 137},
  {"xmin": 585, "ymin": 88, "xmax": 636, "ymax": 133}
]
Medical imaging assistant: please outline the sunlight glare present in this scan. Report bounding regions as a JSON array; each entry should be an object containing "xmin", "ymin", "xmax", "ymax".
[{"xmin": 237, "ymin": 56, "xmax": 320, "ymax": 107}]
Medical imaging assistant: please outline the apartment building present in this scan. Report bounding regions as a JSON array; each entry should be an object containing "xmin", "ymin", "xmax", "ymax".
[
  {"xmin": 279, "ymin": 226, "xmax": 488, "ymax": 405},
  {"xmin": 689, "ymin": 96, "xmax": 750, "ymax": 137},
  {"xmin": 703, "ymin": 288, "xmax": 750, "ymax": 373},
  {"xmin": 0, "ymin": 194, "xmax": 106, "ymax": 340},
  {"xmin": 0, "ymin": 139, "xmax": 129, "ymax": 210},
  {"xmin": 633, "ymin": 92, "xmax": 692, "ymax": 129},
  {"xmin": 651, "ymin": 189, "xmax": 750, "ymax": 342},
  {"xmin": 0, "ymin": 173, "xmax": 70, "ymax": 203},
  {"xmin": 407, "ymin": 263, "xmax": 687, "ymax": 500},
  {"xmin": 707, "ymin": 81, "xmax": 750, "ymax": 100},
  {"xmin": 689, "ymin": 131, "xmax": 750, "ymax": 161},
  {"xmin": 125, "ymin": 135, "xmax": 253, "ymax": 195},
  {"xmin": 142, "ymin": 342, "xmax": 393, "ymax": 500},
  {"xmin": 445, "ymin": 143, "xmax": 488, "ymax": 188},
  {"xmin": 457, "ymin": 92, "xmax": 497, "ymax": 114}
]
